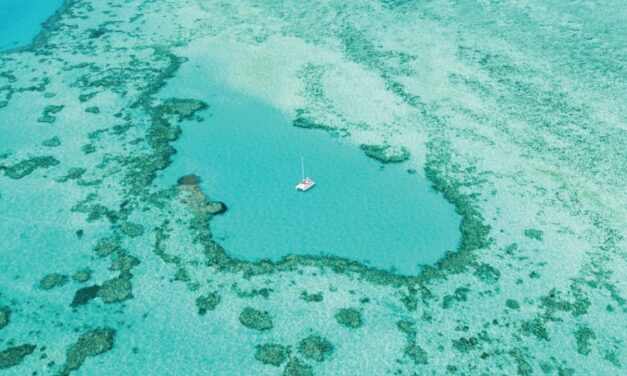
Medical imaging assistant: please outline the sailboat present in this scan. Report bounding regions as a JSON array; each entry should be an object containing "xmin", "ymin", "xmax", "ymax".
[{"xmin": 295, "ymin": 156, "xmax": 316, "ymax": 191}]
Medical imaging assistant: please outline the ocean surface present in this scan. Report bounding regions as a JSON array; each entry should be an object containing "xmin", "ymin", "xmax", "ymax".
[
  {"xmin": 0, "ymin": 0, "xmax": 64, "ymax": 51},
  {"xmin": 158, "ymin": 62, "xmax": 462, "ymax": 275},
  {"xmin": 1, "ymin": 0, "xmax": 624, "ymax": 374}
]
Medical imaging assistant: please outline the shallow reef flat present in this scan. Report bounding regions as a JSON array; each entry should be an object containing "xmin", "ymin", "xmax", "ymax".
[{"xmin": 0, "ymin": 0, "xmax": 625, "ymax": 375}]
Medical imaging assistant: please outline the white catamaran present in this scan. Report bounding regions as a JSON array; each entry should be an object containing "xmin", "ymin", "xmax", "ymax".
[{"xmin": 295, "ymin": 156, "xmax": 315, "ymax": 191}]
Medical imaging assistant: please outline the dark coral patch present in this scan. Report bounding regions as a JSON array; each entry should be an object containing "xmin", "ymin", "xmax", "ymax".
[
  {"xmin": 360, "ymin": 144, "xmax": 410, "ymax": 164},
  {"xmin": 195, "ymin": 292, "xmax": 221, "ymax": 315},
  {"xmin": 0, "ymin": 306, "xmax": 10, "ymax": 331},
  {"xmin": 2, "ymin": 156, "xmax": 59, "ymax": 179},
  {"xmin": 255, "ymin": 344, "xmax": 289, "ymax": 367},
  {"xmin": 39, "ymin": 273, "xmax": 69, "ymax": 290},
  {"xmin": 60, "ymin": 328, "xmax": 115, "ymax": 375},
  {"xmin": 334, "ymin": 308, "xmax": 364, "ymax": 329},
  {"xmin": 97, "ymin": 273, "xmax": 133, "ymax": 304},
  {"xmin": 283, "ymin": 357, "xmax": 313, "ymax": 376},
  {"xmin": 71, "ymin": 285, "xmax": 101, "ymax": 308},
  {"xmin": 297, "ymin": 335, "xmax": 334, "ymax": 362},
  {"xmin": 239, "ymin": 307, "xmax": 273, "ymax": 331},
  {"xmin": 0, "ymin": 344, "xmax": 36, "ymax": 369}
]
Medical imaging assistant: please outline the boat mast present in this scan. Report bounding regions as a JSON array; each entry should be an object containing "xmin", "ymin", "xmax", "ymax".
[{"xmin": 301, "ymin": 156, "xmax": 305, "ymax": 180}]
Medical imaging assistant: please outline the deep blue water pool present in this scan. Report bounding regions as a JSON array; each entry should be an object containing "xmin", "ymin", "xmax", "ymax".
[{"xmin": 159, "ymin": 64, "xmax": 462, "ymax": 275}]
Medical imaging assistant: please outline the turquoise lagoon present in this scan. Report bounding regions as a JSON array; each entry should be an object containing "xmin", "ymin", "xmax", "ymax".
[
  {"xmin": 0, "ymin": 0, "xmax": 64, "ymax": 51},
  {"xmin": 159, "ymin": 64, "xmax": 462, "ymax": 275}
]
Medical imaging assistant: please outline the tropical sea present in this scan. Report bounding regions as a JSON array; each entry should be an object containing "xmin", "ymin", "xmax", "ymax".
[{"xmin": 0, "ymin": 0, "xmax": 625, "ymax": 375}]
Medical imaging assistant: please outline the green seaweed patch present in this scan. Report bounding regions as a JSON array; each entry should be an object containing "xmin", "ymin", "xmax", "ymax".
[
  {"xmin": 39, "ymin": 273, "xmax": 69, "ymax": 290},
  {"xmin": 42, "ymin": 136, "xmax": 61, "ymax": 147},
  {"xmin": 360, "ymin": 144, "xmax": 410, "ymax": 164},
  {"xmin": 239, "ymin": 307, "xmax": 273, "ymax": 331},
  {"xmin": 81, "ymin": 144, "xmax": 96, "ymax": 154},
  {"xmin": 0, "ymin": 306, "xmax": 10, "ymax": 331},
  {"xmin": 334, "ymin": 308, "xmax": 364, "ymax": 329},
  {"xmin": 93, "ymin": 237, "xmax": 121, "ymax": 257},
  {"xmin": 85, "ymin": 106, "xmax": 100, "ymax": 114},
  {"xmin": 2, "ymin": 156, "xmax": 59, "ymax": 179},
  {"xmin": 36, "ymin": 105, "xmax": 64, "ymax": 123},
  {"xmin": 574, "ymin": 325, "xmax": 596, "ymax": 355},
  {"xmin": 236, "ymin": 287, "xmax": 273, "ymax": 299},
  {"xmin": 195, "ymin": 292, "xmax": 221, "ymax": 315},
  {"xmin": 473, "ymin": 263, "xmax": 500, "ymax": 284},
  {"xmin": 157, "ymin": 98, "xmax": 208, "ymax": 122},
  {"xmin": 293, "ymin": 111, "xmax": 334, "ymax": 131},
  {"xmin": 604, "ymin": 351, "xmax": 621, "ymax": 368},
  {"xmin": 509, "ymin": 348, "xmax": 533, "ymax": 376},
  {"xmin": 97, "ymin": 273, "xmax": 133, "ymax": 304},
  {"xmin": 70, "ymin": 285, "xmax": 100, "ymax": 308},
  {"xmin": 283, "ymin": 357, "xmax": 313, "ymax": 376},
  {"xmin": 56, "ymin": 167, "xmax": 86, "ymax": 183},
  {"xmin": 520, "ymin": 318, "xmax": 549, "ymax": 341},
  {"xmin": 506, "ymin": 299, "xmax": 520, "ymax": 310},
  {"xmin": 0, "ymin": 344, "xmax": 36, "ymax": 370},
  {"xmin": 539, "ymin": 287, "xmax": 590, "ymax": 318},
  {"xmin": 396, "ymin": 320, "xmax": 428, "ymax": 365},
  {"xmin": 297, "ymin": 335, "xmax": 334, "ymax": 362},
  {"xmin": 206, "ymin": 201, "xmax": 227, "ymax": 215},
  {"xmin": 452, "ymin": 337, "xmax": 478, "ymax": 353},
  {"xmin": 524, "ymin": 229, "xmax": 544, "ymax": 241},
  {"xmin": 300, "ymin": 291, "xmax": 323, "ymax": 303},
  {"xmin": 110, "ymin": 254, "xmax": 140, "ymax": 273},
  {"xmin": 59, "ymin": 328, "xmax": 115, "ymax": 375},
  {"xmin": 423, "ymin": 155, "xmax": 492, "ymax": 276},
  {"xmin": 404, "ymin": 342, "xmax": 428, "ymax": 365},
  {"xmin": 79, "ymin": 92, "xmax": 97, "ymax": 103},
  {"xmin": 255, "ymin": 344, "xmax": 290, "ymax": 367},
  {"xmin": 120, "ymin": 222, "xmax": 144, "ymax": 238},
  {"xmin": 442, "ymin": 287, "xmax": 470, "ymax": 309},
  {"xmin": 72, "ymin": 268, "xmax": 92, "ymax": 283}
]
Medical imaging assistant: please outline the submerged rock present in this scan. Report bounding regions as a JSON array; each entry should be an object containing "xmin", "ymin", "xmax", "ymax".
[
  {"xmin": 36, "ymin": 105, "xmax": 64, "ymax": 123},
  {"xmin": 239, "ymin": 307, "xmax": 273, "ymax": 331},
  {"xmin": 0, "ymin": 344, "xmax": 36, "ymax": 369},
  {"xmin": 158, "ymin": 98, "xmax": 208, "ymax": 122},
  {"xmin": 93, "ymin": 237, "xmax": 121, "ymax": 257},
  {"xmin": 60, "ymin": 328, "xmax": 115, "ymax": 375},
  {"xmin": 255, "ymin": 344, "xmax": 289, "ymax": 366},
  {"xmin": 334, "ymin": 308, "xmax": 364, "ymax": 329},
  {"xmin": 177, "ymin": 174, "xmax": 201, "ymax": 186},
  {"xmin": 195, "ymin": 292, "xmax": 221, "ymax": 315},
  {"xmin": 206, "ymin": 201, "xmax": 227, "ymax": 215},
  {"xmin": 97, "ymin": 274, "xmax": 133, "ymax": 304},
  {"xmin": 42, "ymin": 136, "xmax": 61, "ymax": 147},
  {"xmin": 120, "ymin": 222, "xmax": 144, "ymax": 238},
  {"xmin": 72, "ymin": 268, "xmax": 92, "ymax": 283},
  {"xmin": 70, "ymin": 285, "xmax": 101, "ymax": 307},
  {"xmin": 109, "ymin": 254, "xmax": 140, "ymax": 273},
  {"xmin": 300, "ymin": 291, "xmax": 323, "ymax": 303},
  {"xmin": 360, "ymin": 144, "xmax": 410, "ymax": 164},
  {"xmin": 524, "ymin": 228, "xmax": 544, "ymax": 241},
  {"xmin": 297, "ymin": 335, "xmax": 334, "ymax": 362},
  {"xmin": 177, "ymin": 174, "xmax": 227, "ymax": 215},
  {"xmin": 2, "ymin": 156, "xmax": 59, "ymax": 179},
  {"xmin": 39, "ymin": 273, "xmax": 69, "ymax": 290},
  {"xmin": 283, "ymin": 357, "xmax": 313, "ymax": 376},
  {"xmin": 283, "ymin": 357, "xmax": 314, "ymax": 376},
  {"xmin": 293, "ymin": 112, "xmax": 333, "ymax": 131},
  {"xmin": 0, "ymin": 306, "xmax": 10, "ymax": 331}
]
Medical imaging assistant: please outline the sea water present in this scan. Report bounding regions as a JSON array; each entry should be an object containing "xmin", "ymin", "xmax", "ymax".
[
  {"xmin": 158, "ymin": 64, "xmax": 462, "ymax": 275},
  {"xmin": 0, "ymin": 0, "xmax": 65, "ymax": 51}
]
